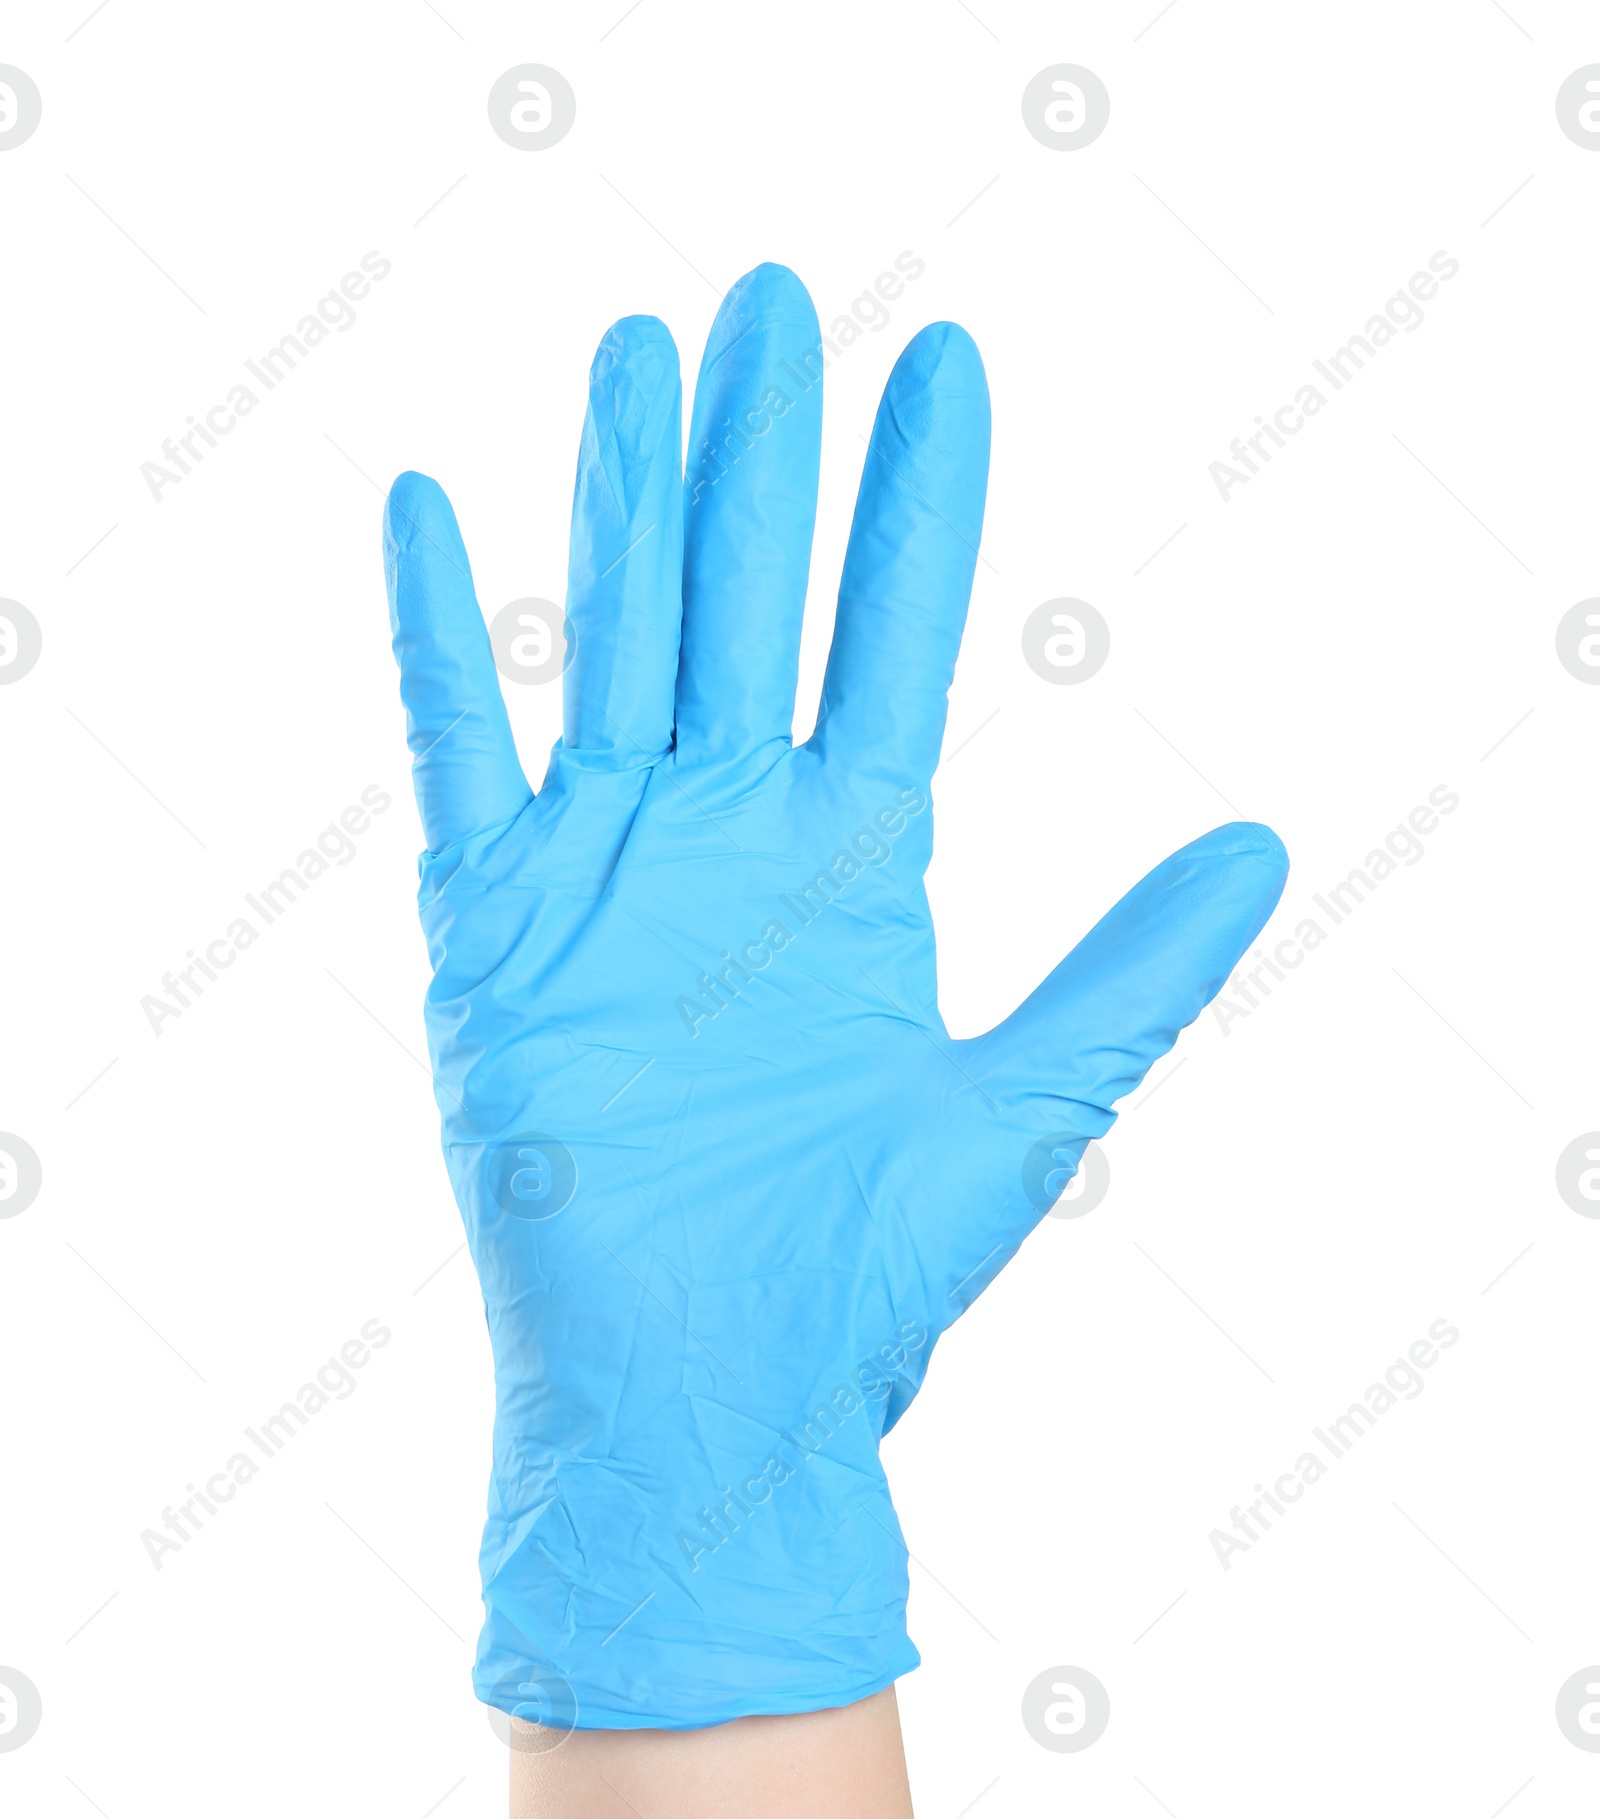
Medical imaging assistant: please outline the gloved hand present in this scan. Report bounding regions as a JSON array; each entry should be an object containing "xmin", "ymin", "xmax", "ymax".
[{"xmin": 383, "ymin": 262, "xmax": 1287, "ymax": 1732}]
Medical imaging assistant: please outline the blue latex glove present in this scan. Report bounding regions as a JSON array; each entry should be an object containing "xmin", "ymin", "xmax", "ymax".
[{"xmin": 383, "ymin": 263, "xmax": 1287, "ymax": 1732}]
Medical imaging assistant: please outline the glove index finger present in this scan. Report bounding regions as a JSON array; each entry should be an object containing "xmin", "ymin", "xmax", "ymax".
[
  {"xmin": 384, "ymin": 471, "xmax": 532, "ymax": 853},
  {"xmin": 812, "ymin": 322, "xmax": 991, "ymax": 790}
]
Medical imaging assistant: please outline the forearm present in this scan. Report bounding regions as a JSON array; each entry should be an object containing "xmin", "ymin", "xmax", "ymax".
[{"xmin": 510, "ymin": 1687, "xmax": 914, "ymax": 1819}]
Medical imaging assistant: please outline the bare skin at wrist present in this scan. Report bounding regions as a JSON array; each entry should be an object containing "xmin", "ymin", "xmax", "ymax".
[{"xmin": 509, "ymin": 1686, "xmax": 914, "ymax": 1818}]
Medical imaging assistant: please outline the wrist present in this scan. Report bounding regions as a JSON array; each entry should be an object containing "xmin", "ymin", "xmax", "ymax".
[{"xmin": 509, "ymin": 1687, "xmax": 914, "ymax": 1819}]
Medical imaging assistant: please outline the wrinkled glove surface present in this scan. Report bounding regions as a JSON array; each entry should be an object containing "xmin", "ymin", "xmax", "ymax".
[{"xmin": 382, "ymin": 262, "xmax": 1288, "ymax": 1731}]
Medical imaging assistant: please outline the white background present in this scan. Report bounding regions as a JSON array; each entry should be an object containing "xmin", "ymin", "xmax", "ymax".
[{"xmin": 2, "ymin": 2, "xmax": 1597, "ymax": 1814}]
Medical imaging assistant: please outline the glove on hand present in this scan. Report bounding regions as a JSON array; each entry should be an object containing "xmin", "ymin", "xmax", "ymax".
[{"xmin": 383, "ymin": 262, "xmax": 1287, "ymax": 1730}]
